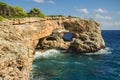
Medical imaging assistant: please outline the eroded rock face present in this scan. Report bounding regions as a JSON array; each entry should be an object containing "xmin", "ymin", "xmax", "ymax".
[
  {"xmin": 0, "ymin": 18, "xmax": 62, "ymax": 80},
  {"xmin": 37, "ymin": 18, "xmax": 105, "ymax": 53},
  {"xmin": 0, "ymin": 17, "xmax": 105, "ymax": 80},
  {"xmin": 0, "ymin": 23, "xmax": 33, "ymax": 80}
]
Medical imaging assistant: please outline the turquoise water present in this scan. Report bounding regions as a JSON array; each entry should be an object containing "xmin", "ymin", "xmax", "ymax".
[{"xmin": 31, "ymin": 30, "xmax": 120, "ymax": 80}]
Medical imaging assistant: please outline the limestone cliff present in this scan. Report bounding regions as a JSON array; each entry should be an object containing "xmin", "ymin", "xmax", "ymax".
[
  {"xmin": 0, "ymin": 17, "xmax": 105, "ymax": 80},
  {"xmin": 37, "ymin": 18, "xmax": 105, "ymax": 53}
]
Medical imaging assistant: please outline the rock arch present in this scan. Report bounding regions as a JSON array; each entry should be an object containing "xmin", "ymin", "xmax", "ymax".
[{"xmin": 0, "ymin": 17, "xmax": 105, "ymax": 80}]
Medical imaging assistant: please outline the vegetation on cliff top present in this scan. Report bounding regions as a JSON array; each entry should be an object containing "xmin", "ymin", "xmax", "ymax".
[
  {"xmin": 0, "ymin": 16, "xmax": 4, "ymax": 21},
  {"xmin": 47, "ymin": 15, "xmax": 80, "ymax": 18},
  {"xmin": 28, "ymin": 8, "xmax": 45, "ymax": 17},
  {"xmin": 0, "ymin": 2, "xmax": 45, "ymax": 19}
]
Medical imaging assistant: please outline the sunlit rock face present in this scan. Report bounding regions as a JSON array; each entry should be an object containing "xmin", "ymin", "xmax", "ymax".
[
  {"xmin": 0, "ymin": 17, "xmax": 105, "ymax": 80},
  {"xmin": 37, "ymin": 18, "xmax": 105, "ymax": 53},
  {"xmin": 0, "ymin": 17, "xmax": 62, "ymax": 80}
]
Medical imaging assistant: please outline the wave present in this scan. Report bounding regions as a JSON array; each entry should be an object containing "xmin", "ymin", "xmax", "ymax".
[
  {"xmin": 50, "ymin": 60, "xmax": 86, "ymax": 66},
  {"xmin": 50, "ymin": 60, "xmax": 69, "ymax": 64},
  {"xmin": 30, "ymin": 75, "xmax": 48, "ymax": 80},
  {"xmin": 85, "ymin": 47, "xmax": 112, "ymax": 55},
  {"xmin": 34, "ymin": 47, "xmax": 112, "ymax": 59},
  {"xmin": 34, "ymin": 49, "xmax": 65, "ymax": 59}
]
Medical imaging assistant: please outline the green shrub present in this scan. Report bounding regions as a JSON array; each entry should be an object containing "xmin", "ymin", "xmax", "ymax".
[
  {"xmin": 0, "ymin": 2, "xmax": 27, "ymax": 18},
  {"xmin": 28, "ymin": 8, "xmax": 45, "ymax": 18},
  {"xmin": 0, "ymin": 16, "xmax": 4, "ymax": 21},
  {"xmin": 0, "ymin": 2, "xmax": 46, "ymax": 18},
  {"xmin": 12, "ymin": 6, "xmax": 27, "ymax": 18},
  {"xmin": 48, "ymin": 15, "xmax": 65, "ymax": 17}
]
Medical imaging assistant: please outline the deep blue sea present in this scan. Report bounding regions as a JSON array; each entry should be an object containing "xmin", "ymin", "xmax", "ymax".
[{"xmin": 31, "ymin": 30, "xmax": 120, "ymax": 80}]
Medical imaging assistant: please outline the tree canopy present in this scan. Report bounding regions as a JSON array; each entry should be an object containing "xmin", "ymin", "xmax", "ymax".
[
  {"xmin": 0, "ymin": 2, "xmax": 45, "ymax": 18},
  {"xmin": 0, "ymin": 2, "xmax": 11, "ymax": 17},
  {"xmin": 11, "ymin": 6, "xmax": 27, "ymax": 17},
  {"xmin": 28, "ymin": 8, "xmax": 45, "ymax": 18}
]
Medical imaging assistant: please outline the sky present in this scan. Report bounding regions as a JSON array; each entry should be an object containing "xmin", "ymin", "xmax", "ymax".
[{"xmin": 0, "ymin": 0, "xmax": 120, "ymax": 30}]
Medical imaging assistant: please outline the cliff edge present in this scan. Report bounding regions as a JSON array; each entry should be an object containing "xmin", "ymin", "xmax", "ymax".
[{"xmin": 0, "ymin": 17, "xmax": 105, "ymax": 80}]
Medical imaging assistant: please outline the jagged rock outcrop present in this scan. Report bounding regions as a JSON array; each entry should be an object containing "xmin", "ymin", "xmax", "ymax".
[
  {"xmin": 37, "ymin": 18, "xmax": 105, "ymax": 53},
  {"xmin": 0, "ymin": 17, "xmax": 105, "ymax": 80}
]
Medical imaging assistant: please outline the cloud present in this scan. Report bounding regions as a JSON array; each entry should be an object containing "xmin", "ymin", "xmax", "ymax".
[
  {"xmin": 117, "ymin": 11, "xmax": 120, "ymax": 15},
  {"xmin": 95, "ymin": 14, "xmax": 112, "ymax": 20},
  {"xmin": 34, "ymin": 0, "xmax": 54, "ymax": 4},
  {"xmin": 95, "ymin": 8, "xmax": 107, "ymax": 13},
  {"xmin": 47, "ymin": 0, "xmax": 54, "ymax": 4},
  {"xmin": 34, "ymin": 0, "xmax": 45, "ymax": 3},
  {"xmin": 77, "ymin": 8, "xmax": 89, "ymax": 14},
  {"xmin": 101, "ymin": 21, "xmax": 120, "ymax": 26}
]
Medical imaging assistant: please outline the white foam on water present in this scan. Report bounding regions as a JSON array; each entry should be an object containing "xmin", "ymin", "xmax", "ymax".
[
  {"xmin": 50, "ymin": 60, "xmax": 69, "ymax": 64},
  {"xmin": 74, "ymin": 62, "xmax": 86, "ymax": 66},
  {"xmin": 34, "ymin": 47, "xmax": 112, "ymax": 59},
  {"xmin": 32, "ymin": 64, "xmax": 37, "ymax": 68},
  {"xmin": 34, "ymin": 49, "xmax": 65, "ymax": 59},
  {"xmin": 85, "ymin": 47, "xmax": 112, "ymax": 55},
  {"xmin": 117, "ymin": 61, "xmax": 120, "ymax": 64},
  {"xmin": 30, "ymin": 75, "xmax": 47, "ymax": 80},
  {"xmin": 88, "ymin": 57, "xmax": 93, "ymax": 60},
  {"xmin": 119, "ymin": 74, "xmax": 120, "ymax": 77}
]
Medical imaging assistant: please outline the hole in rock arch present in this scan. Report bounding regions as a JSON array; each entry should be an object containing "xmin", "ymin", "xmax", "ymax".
[{"xmin": 63, "ymin": 32, "xmax": 74, "ymax": 41}]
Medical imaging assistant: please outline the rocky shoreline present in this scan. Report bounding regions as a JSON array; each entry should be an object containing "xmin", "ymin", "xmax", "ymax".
[{"xmin": 0, "ymin": 17, "xmax": 105, "ymax": 80}]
